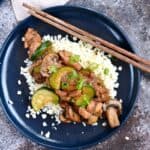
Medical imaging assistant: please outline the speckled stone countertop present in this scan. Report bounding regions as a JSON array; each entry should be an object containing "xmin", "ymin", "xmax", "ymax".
[{"xmin": 0, "ymin": 0, "xmax": 149, "ymax": 150}]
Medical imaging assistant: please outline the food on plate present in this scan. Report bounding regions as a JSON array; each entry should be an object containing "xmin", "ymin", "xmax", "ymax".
[{"xmin": 21, "ymin": 28, "xmax": 122, "ymax": 128}]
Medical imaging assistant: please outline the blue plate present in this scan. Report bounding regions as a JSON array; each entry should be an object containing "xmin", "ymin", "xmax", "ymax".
[{"xmin": 0, "ymin": 6, "xmax": 140, "ymax": 150}]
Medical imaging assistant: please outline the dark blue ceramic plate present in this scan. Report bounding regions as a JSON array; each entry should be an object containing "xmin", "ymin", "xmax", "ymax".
[{"xmin": 0, "ymin": 6, "xmax": 140, "ymax": 150}]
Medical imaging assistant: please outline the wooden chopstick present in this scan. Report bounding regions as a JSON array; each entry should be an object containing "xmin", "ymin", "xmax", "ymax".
[
  {"xmin": 23, "ymin": 3, "xmax": 150, "ymax": 66},
  {"xmin": 23, "ymin": 3, "xmax": 150, "ymax": 73}
]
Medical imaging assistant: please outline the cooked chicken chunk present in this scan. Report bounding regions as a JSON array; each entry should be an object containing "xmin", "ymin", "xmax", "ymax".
[
  {"xmin": 23, "ymin": 28, "xmax": 42, "ymax": 57},
  {"xmin": 40, "ymin": 53, "xmax": 61, "ymax": 77},
  {"xmin": 58, "ymin": 50, "xmax": 82, "ymax": 71},
  {"xmin": 29, "ymin": 59, "xmax": 45, "ymax": 83}
]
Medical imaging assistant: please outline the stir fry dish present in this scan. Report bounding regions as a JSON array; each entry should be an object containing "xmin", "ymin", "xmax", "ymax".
[{"xmin": 22, "ymin": 28, "xmax": 122, "ymax": 128}]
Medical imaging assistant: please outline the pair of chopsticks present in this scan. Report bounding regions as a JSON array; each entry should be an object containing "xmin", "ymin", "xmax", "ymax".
[{"xmin": 23, "ymin": 3, "xmax": 150, "ymax": 73}]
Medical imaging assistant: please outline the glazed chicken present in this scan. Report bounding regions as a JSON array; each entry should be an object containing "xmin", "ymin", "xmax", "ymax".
[
  {"xmin": 23, "ymin": 28, "xmax": 42, "ymax": 57},
  {"xmin": 23, "ymin": 28, "xmax": 122, "ymax": 128}
]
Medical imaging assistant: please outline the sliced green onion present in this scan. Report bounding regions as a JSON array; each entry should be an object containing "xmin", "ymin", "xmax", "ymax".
[
  {"xmin": 87, "ymin": 62, "xmax": 99, "ymax": 71},
  {"xmin": 76, "ymin": 78, "xmax": 85, "ymax": 90},
  {"xmin": 69, "ymin": 54, "xmax": 80, "ymax": 64},
  {"xmin": 76, "ymin": 95, "xmax": 91, "ymax": 107},
  {"xmin": 68, "ymin": 70, "xmax": 79, "ymax": 79},
  {"xmin": 48, "ymin": 65, "xmax": 58, "ymax": 73},
  {"xmin": 104, "ymin": 68, "xmax": 109, "ymax": 75},
  {"xmin": 61, "ymin": 82, "xmax": 69, "ymax": 89}
]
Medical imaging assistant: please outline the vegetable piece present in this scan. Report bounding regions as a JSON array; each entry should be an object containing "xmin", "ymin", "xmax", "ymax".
[
  {"xmin": 48, "ymin": 65, "xmax": 58, "ymax": 73},
  {"xmin": 31, "ymin": 41, "xmax": 52, "ymax": 61},
  {"xmin": 76, "ymin": 95, "xmax": 91, "ymax": 107},
  {"xmin": 87, "ymin": 62, "xmax": 99, "ymax": 71},
  {"xmin": 105, "ymin": 100, "xmax": 122, "ymax": 128},
  {"xmin": 67, "ymin": 70, "xmax": 79, "ymax": 79},
  {"xmin": 82, "ymin": 86, "xmax": 95, "ymax": 98},
  {"xmin": 31, "ymin": 88, "xmax": 59, "ymax": 111},
  {"xmin": 33, "ymin": 65, "xmax": 41, "ymax": 73},
  {"xmin": 104, "ymin": 68, "xmax": 109, "ymax": 75},
  {"xmin": 76, "ymin": 78, "xmax": 85, "ymax": 90},
  {"xmin": 69, "ymin": 54, "xmax": 80, "ymax": 64},
  {"xmin": 106, "ymin": 107, "xmax": 120, "ymax": 128},
  {"xmin": 30, "ymin": 60, "xmax": 45, "ymax": 83},
  {"xmin": 49, "ymin": 67, "xmax": 75, "ymax": 90},
  {"xmin": 61, "ymin": 82, "xmax": 69, "ymax": 89}
]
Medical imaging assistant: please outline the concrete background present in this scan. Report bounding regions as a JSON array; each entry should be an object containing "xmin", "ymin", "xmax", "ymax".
[{"xmin": 0, "ymin": 0, "xmax": 150, "ymax": 149}]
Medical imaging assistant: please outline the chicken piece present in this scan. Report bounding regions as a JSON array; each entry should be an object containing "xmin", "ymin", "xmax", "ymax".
[
  {"xmin": 101, "ymin": 93, "xmax": 110, "ymax": 102},
  {"xmin": 23, "ymin": 28, "xmax": 42, "ymax": 57},
  {"xmin": 94, "ymin": 102, "xmax": 103, "ymax": 116},
  {"xmin": 59, "ymin": 114, "xmax": 71, "ymax": 123},
  {"xmin": 87, "ymin": 115, "xmax": 98, "ymax": 125},
  {"xmin": 58, "ymin": 50, "xmax": 71, "ymax": 63},
  {"xmin": 60, "ymin": 101, "xmax": 69, "ymax": 109},
  {"xmin": 61, "ymin": 96, "xmax": 71, "ymax": 102},
  {"xmin": 87, "ymin": 100, "xmax": 103, "ymax": 117},
  {"xmin": 55, "ymin": 90, "xmax": 67, "ymax": 97},
  {"xmin": 68, "ymin": 90, "xmax": 82, "ymax": 97},
  {"xmin": 40, "ymin": 53, "xmax": 61, "ymax": 77},
  {"xmin": 78, "ymin": 107, "xmax": 91, "ymax": 119},
  {"xmin": 93, "ymin": 82, "xmax": 110, "ymax": 102},
  {"xmin": 58, "ymin": 50, "xmax": 82, "ymax": 71},
  {"xmin": 29, "ymin": 59, "xmax": 45, "ymax": 83},
  {"xmin": 66, "ymin": 106, "xmax": 81, "ymax": 122},
  {"xmin": 87, "ymin": 101, "xmax": 96, "ymax": 113},
  {"xmin": 72, "ymin": 63, "xmax": 82, "ymax": 71}
]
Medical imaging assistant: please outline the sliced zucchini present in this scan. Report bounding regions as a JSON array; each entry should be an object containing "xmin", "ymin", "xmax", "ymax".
[
  {"xmin": 31, "ymin": 41, "xmax": 52, "ymax": 61},
  {"xmin": 82, "ymin": 86, "xmax": 95, "ymax": 98},
  {"xmin": 75, "ymin": 95, "xmax": 91, "ymax": 107},
  {"xmin": 49, "ymin": 67, "xmax": 75, "ymax": 90},
  {"xmin": 31, "ymin": 88, "xmax": 59, "ymax": 111}
]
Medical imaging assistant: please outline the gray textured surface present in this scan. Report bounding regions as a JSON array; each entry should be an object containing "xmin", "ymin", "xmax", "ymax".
[{"xmin": 0, "ymin": 0, "xmax": 150, "ymax": 150}]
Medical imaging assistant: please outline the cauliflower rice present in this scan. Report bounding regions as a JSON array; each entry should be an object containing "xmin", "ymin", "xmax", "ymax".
[{"xmin": 21, "ymin": 34, "xmax": 120, "ymax": 124}]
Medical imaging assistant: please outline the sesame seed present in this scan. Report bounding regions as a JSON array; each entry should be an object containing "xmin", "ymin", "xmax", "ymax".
[
  {"xmin": 82, "ymin": 122, "xmax": 86, "ymax": 127},
  {"xmin": 120, "ymin": 99, "xmax": 123, "ymax": 103},
  {"xmin": 81, "ymin": 131, "xmax": 84, "ymax": 134},
  {"xmin": 41, "ymin": 114, "xmax": 47, "ymax": 119},
  {"xmin": 25, "ymin": 113, "xmax": 30, "ymax": 118},
  {"xmin": 36, "ymin": 111, "xmax": 40, "ymax": 115},
  {"xmin": 40, "ymin": 131, "xmax": 44, "ymax": 135},
  {"xmin": 51, "ymin": 123, "xmax": 55, "ymax": 127},
  {"xmin": 42, "ymin": 121, "xmax": 48, "ymax": 127},
  {"xmin": 17, "ymin": 80, "xmax": 21, "ymax": 85},
  {"xmin": 102, "ymin": 122, "xmax": 107, "ymax": 127},
  {"xmin": 118, "ymin": 66, "xmax": 122, "ymax": 71},
  {"xmin": 17, "ymin": 90, "xmax": 22, "ymax": 95},
  {"xmin": 21, "ymin": 37, "xmax": 25, "ymax": 41},
  {"xmin": 92, "ymin": 122, "xmax": 98, "ymax": 126},
  {"xmin": 45, "ymin": 131, "xmax": 51, "ymax": 138},
  {"xmin": 32, "ymin": 114, "xmax": 36, "ymax": 119}
]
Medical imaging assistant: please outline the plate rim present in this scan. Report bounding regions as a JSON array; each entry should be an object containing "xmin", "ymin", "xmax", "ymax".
[{"xmin": 0, "ymin": 5, "xmax": 141, "ymax": 150}]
